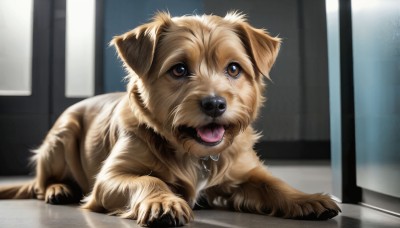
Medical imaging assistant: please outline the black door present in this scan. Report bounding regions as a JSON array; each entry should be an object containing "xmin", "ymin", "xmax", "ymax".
[
  {"xmin": 0, "ymin": 0, "xmax": 103, "ymax": 175},
  {"xmin": 0, "ymin": 0, "xmax": 52, "ymax": 175}
]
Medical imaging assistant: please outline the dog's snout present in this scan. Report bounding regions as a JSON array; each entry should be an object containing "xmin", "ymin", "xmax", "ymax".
[{"xmin": 200, "ymin": 96, "xmax": 227, "ymax": 117}]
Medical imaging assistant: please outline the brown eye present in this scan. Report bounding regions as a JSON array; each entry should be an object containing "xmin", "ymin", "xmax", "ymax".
[
  {"xmin": 226, "ymin": 63, "xmax": 241, "ymax": 78},
  {"xmin": 170, "ymin": 63, "xmax": 189, "ymax": 78}
]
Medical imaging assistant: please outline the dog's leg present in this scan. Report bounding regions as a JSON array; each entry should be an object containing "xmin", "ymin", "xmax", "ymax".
[
  {"xmin": 33, "ymin": 114, "xmax": 85, "ymax": 204},
  {"xmin": 80, "ymin": 137, "xmax": 193, "ymax": 227},
  {"xmin": 82, "ymin": 175, "xmax": 193, "ymax": 226},
  {"xmin": 209, "ymin": 165, "xmax": 340, "ymax": 220}
]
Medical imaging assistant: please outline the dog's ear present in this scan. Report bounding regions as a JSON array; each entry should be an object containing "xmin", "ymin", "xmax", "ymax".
[
  {"xmin": 229, "ymin": 14, "xmax": 281, "ymax": 78},
  {"xmin": 111, "ymin": 12, "xmax": 172, "ymax": 76}
]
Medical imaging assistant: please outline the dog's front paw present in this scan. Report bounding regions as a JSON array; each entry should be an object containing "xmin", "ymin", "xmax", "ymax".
[
  {"xmin": 133, "ymin": 194, "xmax": 193, "ymax": 227},
  {"xmin": 285, "ymin": 193, "xmax": 341, "ymax": 220}
]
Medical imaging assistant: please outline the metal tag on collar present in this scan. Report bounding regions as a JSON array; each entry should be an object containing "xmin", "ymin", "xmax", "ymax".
[{"xmin": 210, "ymin": 154, "xmax": 220, "ymax": 161}]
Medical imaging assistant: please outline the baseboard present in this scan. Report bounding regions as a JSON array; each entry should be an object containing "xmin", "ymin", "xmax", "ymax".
[
  {"xmin": 361, "ymin": 189, "xmax": 400, "ymax": 216},
  {"xmin": 254, "ymin": 141, "xmax": 330, "ymax": 160}
]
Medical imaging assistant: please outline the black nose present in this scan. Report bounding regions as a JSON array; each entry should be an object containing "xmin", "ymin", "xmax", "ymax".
[{"xmin": 200, "ymin": 96, "xmax": 227, "ymax": 117}]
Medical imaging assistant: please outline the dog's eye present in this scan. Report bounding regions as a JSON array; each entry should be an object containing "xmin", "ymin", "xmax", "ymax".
[
  {"xmin": 226, "ymin": 63, "xmax": 242, "ymax": 78},
  {"xmin": 170, "ymin": 64, "xmax": 189, "ymax": 78}
]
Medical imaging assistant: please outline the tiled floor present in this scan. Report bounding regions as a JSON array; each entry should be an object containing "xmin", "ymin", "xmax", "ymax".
[{"xmin": 1, "ymin": 161, "xmax": 399, "ymax": 228}]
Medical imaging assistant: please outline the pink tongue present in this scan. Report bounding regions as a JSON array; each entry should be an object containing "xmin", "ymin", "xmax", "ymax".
[{"xmin": 196, "ymin": 125, "xmax": 225, "ymax": 143}]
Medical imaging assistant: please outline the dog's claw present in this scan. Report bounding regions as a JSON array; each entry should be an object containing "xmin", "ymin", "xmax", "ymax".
[
  {"xmin": 300, "ymin": 209, "xmax": 339, "ymax": 220},
  {"xmin": 146, "ymin": 213, "xmax": 181, "ymax": 227},
  {"xmin": 318, "ymin": 209, "xmax": 339, "ymax": 220}
]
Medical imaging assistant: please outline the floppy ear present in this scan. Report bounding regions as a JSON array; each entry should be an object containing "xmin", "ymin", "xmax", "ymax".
[
  {"xmin": 111, "ymin": 12, "xmax": 172, "ymax": 76},
  {"xmin": 234, "ymin": 18, "xmax": 281, "ymax": 78}
]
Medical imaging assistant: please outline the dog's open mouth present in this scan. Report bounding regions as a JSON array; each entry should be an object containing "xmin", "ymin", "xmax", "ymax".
[{"xmin": 180, "ymin": 123, "xmax": 226, "ymax": 146}]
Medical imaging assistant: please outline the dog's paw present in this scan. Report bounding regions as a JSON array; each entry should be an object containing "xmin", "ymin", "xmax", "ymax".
[
  {"xmin": 285, "ymin": 193, "xmax": 341, "ymax": 220},
  {"xmin": 130, "ymin": 194, "xmax": 193, "ymax": 227},
  {"xmin": 45, "ymin": 183, "xmax": 78, "ymax": 205}
]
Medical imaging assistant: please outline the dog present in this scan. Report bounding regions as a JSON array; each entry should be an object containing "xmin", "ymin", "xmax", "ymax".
[{"xmin": 0, "ymin": 12, "xmax": 340, "ymax": 226}]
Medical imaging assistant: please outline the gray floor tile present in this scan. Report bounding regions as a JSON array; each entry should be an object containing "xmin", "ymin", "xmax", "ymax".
[{"xmin": 0, "ymin": 161, "xmax": 399, "ymax": 227}]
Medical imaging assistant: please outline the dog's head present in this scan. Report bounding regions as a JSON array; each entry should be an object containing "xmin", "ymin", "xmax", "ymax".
[{"xmin": 112, "ymin": 12, "xmax": 280, "ymax": 158}]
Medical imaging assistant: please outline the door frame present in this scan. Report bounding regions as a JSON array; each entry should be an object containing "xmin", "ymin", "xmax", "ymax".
[{"xmin": 327, "ymin": 0, "xmax": 400, "ymax": 215}]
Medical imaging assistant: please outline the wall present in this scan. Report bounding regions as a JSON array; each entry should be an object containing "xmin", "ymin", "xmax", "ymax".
[
  {"xmin": 103, "ymin": 0, "xmax": 204, "ymax": 93},
  {"xmin": 102, "ymin": 0, "xmax": 330, "ymax": 148}
]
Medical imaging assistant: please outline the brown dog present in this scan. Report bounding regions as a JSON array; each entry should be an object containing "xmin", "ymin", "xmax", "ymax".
[{"xmin": 0, "ymin": 12, "xmax": 340, "ymax": 226}]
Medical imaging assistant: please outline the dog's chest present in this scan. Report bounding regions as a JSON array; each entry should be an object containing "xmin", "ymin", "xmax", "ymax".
[
  {"xmin": 195, "ymin": 177, "xmax": 208, "ymax": 197},
  {"xmin": 193, "ymin": 170, "xmax": 209, "ymax": 209},
  {"xmin": 195, "ymin": 155, "xmax": 219, "ymax": 196}
]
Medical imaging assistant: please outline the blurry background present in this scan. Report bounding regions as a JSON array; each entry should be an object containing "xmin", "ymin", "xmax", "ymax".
[
  {"xmin": 0, "ymin": 0, "xmax": 331, "ymax": 175},
  {"xmin": 0, "ymin": 0, "xmax": 399, "ymax": 215}
]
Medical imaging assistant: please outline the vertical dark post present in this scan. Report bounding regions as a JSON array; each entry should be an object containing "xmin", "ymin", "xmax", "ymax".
[
  {"xmin": 338, "ymin": 0, "xmax": 361, "ymax": 203},
  {"xmin": 95, "ymin": 0, "xmax": 104, "ymax": 95}
]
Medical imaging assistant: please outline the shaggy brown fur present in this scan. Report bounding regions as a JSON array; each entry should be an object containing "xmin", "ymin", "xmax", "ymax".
[{"xmin": 0, "ymin": 12, "xmax": 340, "ymax": 226}]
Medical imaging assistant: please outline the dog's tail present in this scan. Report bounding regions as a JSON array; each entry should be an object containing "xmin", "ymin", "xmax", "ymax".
[{"xmin": 0, "ymin": 181, "xmax": 36, "ymax": 199}]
